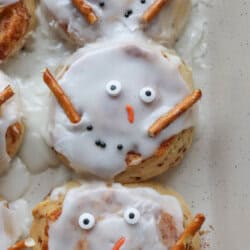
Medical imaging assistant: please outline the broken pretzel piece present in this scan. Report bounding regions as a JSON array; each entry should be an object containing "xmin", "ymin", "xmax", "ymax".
[
  {"xmin": 8, "ymin": 238, "xmax": 36, "ymax": 250},
  {"xmin": 171, "ymin": 214, "xmax": 205, "ymax": 250},
  {"xmin": 0, "ymin": 85, "xmax": 14, "ymax": 106},
  {"xmin": 72, "ymin": 0, "xmax": 98, "ymax": 24},
  {"xmin": 148, "ymin": 89, "xmax": 202, "ymax": 137},
  {"xmin": 43, "ymin": 68, "xmax": 81, "ymax": 124},
  {"xmin": 142, "ymin": 0, "xmax": 170, "ymax": 24}
]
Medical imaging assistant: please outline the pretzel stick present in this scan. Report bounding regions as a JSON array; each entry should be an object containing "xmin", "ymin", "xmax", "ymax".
[
  {"xmin": 72, "ymin": 0, "xmax": 98, "ymax": 24},
  {"xmin": 148, "ymin": 89, "xmax": 202, "ymax": 137},
  {"xmin": 171, "ymin": 214, "xmax": 205, "ymax": 250},
  {"xmin": 43, "ymin": 68, "xmax": 81, "ymax": 124},
  {"xmin": 8, "ymin": 238, "xmax": 36, "ymax": 250},
  {"xmin": 142, "ymin": 0, "xmax": 170, "ymax": 24},
  {"xmin": 0, "ymin": 85, "xmax": 14, "ymax": 106}
]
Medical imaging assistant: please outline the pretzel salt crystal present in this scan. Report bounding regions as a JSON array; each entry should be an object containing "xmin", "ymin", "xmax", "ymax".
[
  {"xmin": 43, "ymin": 68, "xmax": 81, "ymax": 124},
  {"xmin": 71, "ymin": 0, "xmax": 98, "ymax": 24},
  {"xmin": 142, "ymin": 0, "xmax": 170, "ymax": 24},
  {"xmin": 148, "ymin": 89, "xmax": 202, "ymax": 137},
  {"xmin": 171, "ymin": 214, "xmax": 205, "ymax": 250},
  {"xmin": 7, "ymin": 238, "xmax": 35, "ymax": 250},
  {"xmin": 0, "ymin": 85, "xmax": 14, "ymax": 106}
]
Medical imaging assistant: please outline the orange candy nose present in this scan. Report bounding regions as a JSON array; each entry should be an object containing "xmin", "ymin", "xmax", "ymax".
[
  {"xmin": 126, "ymin": 105, "xmax": 135, "ymax": 124},
  {"xmin": 112, "ymin": 237, "xmax": 126, "ymax": 250}
]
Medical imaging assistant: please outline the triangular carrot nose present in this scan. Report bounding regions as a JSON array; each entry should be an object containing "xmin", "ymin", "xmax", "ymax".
[
  {"xmin": 112, "ymin": 237, "xmax": 126, "ymax": 250},
  {"xmin": 126, "ymin": 105, "xmax": 134, "ymax": 124}
]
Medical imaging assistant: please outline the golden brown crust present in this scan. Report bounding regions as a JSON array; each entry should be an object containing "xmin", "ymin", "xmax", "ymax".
[
  {"xmin": 0, "ymin": 0, "xmax": 36, "ymax": 62},
  {"xmin": 30, "ymin": 182, "xmax": 201, "ymax": 250},
  {"xmin": 115, "ymin": 128, "xmax": 194, "ymax": 183}
]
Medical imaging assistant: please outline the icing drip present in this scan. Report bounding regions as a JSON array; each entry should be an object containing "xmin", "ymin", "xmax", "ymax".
[
  {"xmin": 49, "ymin": 183, "xmax": 183, "ymax": 250},
  {"xmin": 49, "ymin": 40, "xmax": 195, "ymax": 179},
  {"xmin": 0, "ymin": 199, "xmax": 30, "ymax": 250},
  {"xmin": 0, "ymin": 71, "xmax": 21, "ymax": 175},
  {"xmin": 42, "ymin": 0, "xmax": 191, "ymax": 46}
]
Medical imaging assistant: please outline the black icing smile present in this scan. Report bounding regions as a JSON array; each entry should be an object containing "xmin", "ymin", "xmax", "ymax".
[
  {"xmin": 94, "ymin": 139, "xmax": 124, "ymax": 151},
  {"xmin": 90, "ymin": 124, "xmax": 124, "ymax": 151}
]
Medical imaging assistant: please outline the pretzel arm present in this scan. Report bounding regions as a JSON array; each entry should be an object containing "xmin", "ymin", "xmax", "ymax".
[
  {"xmin": 171, "ymin": 214, "xmax": 206, "ymax": 250},
  {"xmin": 43, "ymin": 68, "xmax": 81, "ymax": 124},
  {"xmin": 142, "ymin": 0, "xmax": 170, "ymax": 24},
  {"xmin": 71, "ymin": 0, "xmax": 98, "ymax": 24},
  {"xmin": 148, "ymin": 89, "xmax": 202, "ymax": 137}
]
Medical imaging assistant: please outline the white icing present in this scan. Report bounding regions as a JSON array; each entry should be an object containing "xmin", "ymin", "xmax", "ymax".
[
  {"xmin": 0, "ymin": 199, "xmax": 30, "ymax": 250},
  {"xmin": 49, "ymin": 183, "xmax": 183, "ymax": 250},
  {"xmin": 2, "ymin": 6, "xmax": 74, "ymax": 174},
  {"xmin": 42, "ymin": 0, "xmax": 191, "ymax": 46},
  {"xmin": 0, "ymin": 71, "xmax": 22, "ymax": 175},
  {"xmin": 49, "ymin": 40, "xmax": 195, "ymax": 179},
  {"xmin": 0, "ymin": 158, "xmax": 30, "ymax": 201}
]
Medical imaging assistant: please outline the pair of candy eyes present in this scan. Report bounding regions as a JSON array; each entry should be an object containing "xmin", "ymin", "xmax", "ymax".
[
  {"xmin": 106, "ymin": 81, "xmax": 156, "ymax": 103},
  {"xmin": 78, "ymin": 208, "xmax": 140, "ymax": 230}
]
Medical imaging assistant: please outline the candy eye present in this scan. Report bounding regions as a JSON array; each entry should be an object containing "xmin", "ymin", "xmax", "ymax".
[
  {"xmin": 139, "ymin": 87, "xmax": 156, "ymax": 103},
  {"xmin": 106, "ymin": 80, "xmax": 122, "ymax": 97},
  {"xmin": 78, "ymin": 213, "xmax": 95, "ymax": 230},
  {"xmin": 124, "ymin": 208, "xmax": 140, "ymax": 225}
]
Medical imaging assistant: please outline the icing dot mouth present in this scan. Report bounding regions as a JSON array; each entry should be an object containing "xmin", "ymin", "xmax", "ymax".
[
  {"xmin": 117, "ymin": 144, "xmax": 123, "ymax": 151},
  {"xmin": 124, "ymin": 9, "xmax": 133, "ymax": 18},
  {"xmin": 95, "ymin": 140, "xmax": 106, "ymax": 148},
  {"xmin": 87, "ymin": 125, "xmax": 93, "ymax": 131}
]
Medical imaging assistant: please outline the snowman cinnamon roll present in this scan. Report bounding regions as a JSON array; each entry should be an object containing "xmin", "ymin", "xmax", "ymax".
[
  {"xmin": 0, "ymin": 71, "xmax": 24, "ymax": 175},
  {"xmin": 42, "ymin": 0, "xmax": 191, "ymax": 46},
  {"xmin": 44, "ymin": 40, "xmax": 201, "ymax": 182},
  {"xmin": 28, "ymin": 182, "xmax": 205, "ymax": 250},
  {"xmin": 0, "ymin": 0, "xmax": 36, "ymax": 63}
]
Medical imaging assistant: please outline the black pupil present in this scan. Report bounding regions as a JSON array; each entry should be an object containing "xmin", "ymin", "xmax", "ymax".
[
  {"xmin": 129, "ymin": 213, "xmax": 135, "ymax": 219},
  {"xmin": 83, "ymin": 218, "xmax": 90, "ymax": 225},
  {"xmin": 145, "ymin": 90, "xmax": 152, "ymax": 96},
  {"xmin": 99, "ymin": 2, "xmax": 105, "ymax": 7},
  {"xmin": 110, "ymin": 85, "xmax": 116, "ymax": 91}
]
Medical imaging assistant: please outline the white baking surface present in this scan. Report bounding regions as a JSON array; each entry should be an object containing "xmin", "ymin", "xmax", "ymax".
[{"xmin": 0, "ymin": 0, "xmax": 249, "ymax": 249}]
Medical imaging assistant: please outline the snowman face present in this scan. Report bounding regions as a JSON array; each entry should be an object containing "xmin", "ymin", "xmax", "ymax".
[
  {"xmin": 48, "ymin": 184, "xmax": 183, "ymax": 250},
  {"xmin": 50, "ymin": 42, "xmax": 194, "ymax": 178},
  {"xmin": 43, "ymin": 0, "xmax": 171, "ymax": 44}
]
